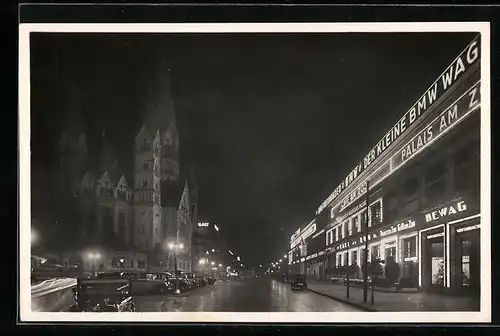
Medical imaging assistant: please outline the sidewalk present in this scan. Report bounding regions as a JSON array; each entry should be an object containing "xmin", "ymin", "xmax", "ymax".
[{"xmin": 307, "ymin": 281, "xmax": 480, "ymax": 312}]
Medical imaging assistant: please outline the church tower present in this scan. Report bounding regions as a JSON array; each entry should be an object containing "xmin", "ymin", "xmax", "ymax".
[
  {"xmin": 133, "ymin": 54, "xmax": 180, "ymax": 257},
  {"xmin": 56, "ymin": 83, "xmax": 88, "ymax": 197},
  {"xmin": 133, "ymin": 126, "xmax": 163, "ymax": 251},
  {"xmin": 143, "ymin": 55, "xmax": 180, "ymax": 182},
  {"xmin": 160, "ymin": 114, "xmax": 180, "ymax": 182}
]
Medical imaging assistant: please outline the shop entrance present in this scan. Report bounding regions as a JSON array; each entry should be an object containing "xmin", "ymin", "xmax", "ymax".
[
  {"xmin": 456, "ymin": 228, "xmax": 480, "ymax": 295},
  {"xmin": 422, "ymin": 229, "xmax": 445, "ymax": 292}
]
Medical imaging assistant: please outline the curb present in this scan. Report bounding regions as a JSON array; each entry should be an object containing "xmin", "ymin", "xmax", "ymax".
[{"xmin": 307, "ymin": 288, "xmax": 377, "ymax": 312}]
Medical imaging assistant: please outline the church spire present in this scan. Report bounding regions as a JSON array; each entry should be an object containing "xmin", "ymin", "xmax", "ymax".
[{"xmin": 141, "ymin": 54, "xmax": 177, "ymax": 136}]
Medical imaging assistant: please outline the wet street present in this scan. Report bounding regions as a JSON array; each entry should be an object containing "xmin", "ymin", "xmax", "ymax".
[{"xmin": 135, "ymin": 278, "xmax": 361, "ymax": 312}]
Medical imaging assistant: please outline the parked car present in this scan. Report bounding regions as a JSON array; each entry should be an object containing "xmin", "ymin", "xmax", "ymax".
[
  {"xmin": 144, "ymin": 272, "xmax": 176, "ymax": 294},
  {"xmin": 290, "ymin": 274, "xmax": 307, "ymax": 291},
  {"xmin": 207, "ymin": 276, "xmax": 216, "ymax": 286},
  {"xmin": 184, "ymin": 272, "xmax": 200, "ymax": 288},
  {"xmin": 69, "ymin": 277, "xmax": 135, "ymax": 312},
  {"xmin": 95, "ymin": 271, "xmax": 174, "ymax": 295}
]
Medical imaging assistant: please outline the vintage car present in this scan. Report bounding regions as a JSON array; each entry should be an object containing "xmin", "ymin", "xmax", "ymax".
[
  {"xmin": 290, "ymin": 274, "xmax": 307, "ymax": 291},
  {"xmin": 69, "ymin": 278, "xmax": 136, "ymax": 312},
  {"xmin": 95, "ymin": 271, "xmax": 175, "ymax": 295},
  {"xmin": 183, "ymin": 272, "xmax": 201, "ymax": 288}
]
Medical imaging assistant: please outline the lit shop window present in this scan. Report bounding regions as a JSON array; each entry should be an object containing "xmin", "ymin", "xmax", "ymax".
[
  {"xmin": 370, "ymin": 245, "xmax": 381, "ymax": 261},
  {"xmin": 461, "ymin": 240, "xmax": 472, "ymax": 288},
  {"xmin": 384, "ymin": 241, "xmax": 397, "ymax": 260},
  {"xmin": 369, "ymin": 200, "xmax": 382, "ymax": 227},
  {"xmin": 403, "ymin": 236, "xmax": 417, "ymax": 260},
  {"xmin": 326, "ymin": 230, "xmax": 332, "ymax": 245},
  {"xmin": 352, "ymin": 215, "xmax": 361, "ymax": 233},
  {"xmin": 360, "ymin": 211, "xmax": 367, "ymax": 231},
  {"xmin": 352, "ymin": 250, "xmax": 358, "ymax": 266}
]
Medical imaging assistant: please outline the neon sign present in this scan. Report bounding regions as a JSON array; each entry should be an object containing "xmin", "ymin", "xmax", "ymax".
[
  {"xmin": 393, "ymin": 83, "xmax": 480, "ymax": 169},
  {"xmin": 197, "ymin": 222, "xmax": 209, "ymax": 227},
  {"xmin": 456, "ymin": 224, "xmax": 480, "ymax": 233},
  {"xmin": 424, "ymin": 200, "xmax": 468, "ymax": 223},
  {"xmin": 317, "ymin": 37, "xmax": 480, "ymax": 215}
]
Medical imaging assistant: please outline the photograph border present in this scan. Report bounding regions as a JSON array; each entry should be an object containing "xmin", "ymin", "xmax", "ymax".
[{"xmin": 19, "ymin": 22, "xmax": 491, "ymax": 323}]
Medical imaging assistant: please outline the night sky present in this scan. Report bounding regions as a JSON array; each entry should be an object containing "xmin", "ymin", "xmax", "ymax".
[{"xmin": 30, "ymin": 32, "xmax": 476, "ymax": 266}]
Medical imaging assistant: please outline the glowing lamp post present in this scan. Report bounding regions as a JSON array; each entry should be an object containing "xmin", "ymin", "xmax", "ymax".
[
  {"xmin": 168, "ymin": 242, "xmax": 184, "ymax": 294},
  {"xmin": 31, "ymin": 229, "xmax": 38, "ymax": 246}
]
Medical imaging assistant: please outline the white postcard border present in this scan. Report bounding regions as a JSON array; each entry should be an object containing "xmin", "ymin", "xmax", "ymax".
[{"xmin": 19, "ymin": 22, "xmax": 491, "ymax": 323}]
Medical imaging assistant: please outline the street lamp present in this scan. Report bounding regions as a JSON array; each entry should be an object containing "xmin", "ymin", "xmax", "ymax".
[
  {"xmin": 168, "ymin": 243, "xmax": 184, "ymax": 294},
  {"xmin": 279, "ymin": 259, "xmax": 282, "ymax": 263},
  {"xmin": 211, "ymin": 261, "xmax": 215, "ymax": 266},
  {"xmin": 31, "ymin": 229, "xmax": 38, "ymax": 246},
  {"xmin": 284, "ymin": 255, "xmax": 287, "ymax": 259},
  {"xmin": 212, "ymin": 249, "xmax": 215, "ymax": 253},
  {"xmin": 218, "ymin": 264, "xmax": 222, "ymax": 267}
]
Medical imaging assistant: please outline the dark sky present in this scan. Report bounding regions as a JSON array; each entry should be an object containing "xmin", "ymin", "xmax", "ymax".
[{"xmin": 30, "ymin": 32, "xmax": 476, "ymax": 266}]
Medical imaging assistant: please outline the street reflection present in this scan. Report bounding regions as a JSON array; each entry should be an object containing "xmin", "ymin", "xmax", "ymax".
[{"xmin": 134, "ymin": 278, "xmax": 360, "ymax": 312}]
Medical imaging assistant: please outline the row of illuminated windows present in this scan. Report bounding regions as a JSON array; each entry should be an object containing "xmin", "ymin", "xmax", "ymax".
[
  {"xmin": 323, "ymin": 141, "xmax": 478, "ymax": 247},
  {"xmin": 326, "ymin": 199, "xmax": 383, "ymax": 246},
  {"xmin": 333, "ymin": 235, "xmax": 417, "ymax": 268},
  {"xmin": 384, "ymin": 140, "xmax": 479, "ymax": 223}
]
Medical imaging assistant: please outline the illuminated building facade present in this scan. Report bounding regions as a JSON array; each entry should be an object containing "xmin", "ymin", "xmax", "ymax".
[{"xmin": 289, "ymin": 36, "xmax": 482, "ymax": 295}]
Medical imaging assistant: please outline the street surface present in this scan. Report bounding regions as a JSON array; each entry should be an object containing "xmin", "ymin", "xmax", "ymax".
[{"xmin": 135, "ymin": 278, "xmax": 360, "ymax": 312}]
